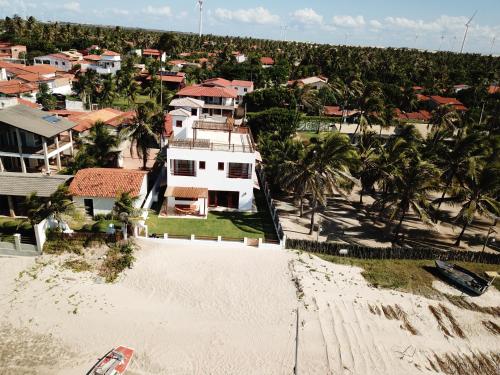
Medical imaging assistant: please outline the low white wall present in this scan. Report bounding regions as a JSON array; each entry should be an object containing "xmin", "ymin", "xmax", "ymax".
[
  {"xmin": 65, "ymin": 100, "xmax": 85, "ymax": 111},
  {"xmin": 34, "ymin": 218, "xmax": 48, "ymax": 253}
]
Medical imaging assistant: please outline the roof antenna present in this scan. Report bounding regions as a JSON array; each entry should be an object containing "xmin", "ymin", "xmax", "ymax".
[{"xmin": 460, "ymin": 10, "xmax": 478, "ymax": 53}]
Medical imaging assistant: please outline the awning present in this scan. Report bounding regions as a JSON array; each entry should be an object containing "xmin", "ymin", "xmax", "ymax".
[{"xmin": 165, "ymin": 186, "xmax": 208, "ymax": 199}]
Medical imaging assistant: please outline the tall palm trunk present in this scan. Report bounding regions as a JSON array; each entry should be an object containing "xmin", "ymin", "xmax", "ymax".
[
  {"xmin": 454, "ymin": 221, "xmax": 469, "ymax": 247},
  {"xmin": 437, "ymin": 175, "xmax": 453, "ymax": 209},
  {"xmin": 309, "ymin": 199, "xmax": 317, "ymax": 235},
  {"xmin": 141, "ymin": 145, "xmax": 148, "ymax": 170},
  {"xmin": 393, "ymin": 208, "xmax": 407, "ymax": 240},
  {"xmin": 299, "ymin": 196, "xmax": 304, "ymax": 217}
]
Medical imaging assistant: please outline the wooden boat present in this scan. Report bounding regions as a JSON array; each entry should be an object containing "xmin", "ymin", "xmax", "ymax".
[
  {"xmin": 435, "ymin": 260, "xmax": 492, "ymax": 295},
  {"xmin": 90, "ymin": 346, "xmax": 134, "ymax": 375}
]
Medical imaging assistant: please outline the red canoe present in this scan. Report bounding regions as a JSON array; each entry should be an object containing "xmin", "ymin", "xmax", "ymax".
[{"xmin": 91, "ymin": 346, "xmax": 134, "ymax": 375}]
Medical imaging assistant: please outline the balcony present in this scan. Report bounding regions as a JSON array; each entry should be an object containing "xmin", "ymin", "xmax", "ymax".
[{"xmin": 168, "ymin": 137, "xmax": 255, "ymax": 153}]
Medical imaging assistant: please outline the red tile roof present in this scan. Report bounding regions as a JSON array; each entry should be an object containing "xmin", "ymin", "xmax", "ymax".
[
  {"xmin": 164, "ymin": 114, "xmax": 173, "ymax": 137},
  {"xmin": 260, "ymin": 57, "xmax": 274, "ymax": 65},
  {"xmin": 101, "ymin": 50, "xmax": 120, "ymax": 56},
  {"xmin": 231, "ymin": 80, "xmax": 253, "ymax": 87},
  {"xmin": 143, "ymin": 49, "xmax": 161, "ymax": 56},
  {"xmin": 69, "ymin": 108, "xmax": 133, "ymax": 132},
  {"xmin": 488, "ymin": 85, "xmax": 499, "ymax": 95},
  {"xmin": 22, "ymin": 65, "xmax": 57, "ymax": 75},
  {"xmin": 177, "ymin": 85, "xmax": 237, "ymax": 99},
  {"xmin": 416, "ymin": 94, "xmax": 430, "ymax": 102},
  {"xmin": 17, "ymin": 98, "xmax": 40, "ymax": 109},
  {"xmin": 430, "ymin": 96, "xmax": 463, "ymax": 106},
  {"xmin": 0, "ymin": 80, "xmax": 37, "ymax": 94},
  {"xmin": 324, "ymin": 106, "xmax": 342, "ymax": 116},
  {"xmin": 395, "ymin": 109, "xmax": 431, "ymax": 121},
  {"xmin": 203, "ymin": 77, "xmax": 232, "ymax": 87},
  {"xmin": 69, "ymin": 168, "xmax": 147, "ymax": 198},
  {"xmin": 83, "ymin": 54, "xmax": 102, "ymax": 61},
  {"xmin": 168, "ymin": 59, "xmax": 189, "ymax": 65}
]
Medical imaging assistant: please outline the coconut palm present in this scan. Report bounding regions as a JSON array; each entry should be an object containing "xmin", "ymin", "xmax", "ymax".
[
  {"xmin": 443, "ymin": 163, "xmax": 500, "ymax": 246},
  {"xmin": 84, "ymin": 121, "xmax": 121, "ymax": 166},
  {"xmin": 121, "ymin": 101, "xmax": 161, "ymax": 170},
  {"xmin": 281, "ymin": 133, "xmax": 359, "ymax": 235},
  {"xmin": 428, "ymin": 105, "xmax": 460, "ymax": 146},
  {"xmin": 374, "ymin": 156, "xmax": 440, "ymax": 240}
]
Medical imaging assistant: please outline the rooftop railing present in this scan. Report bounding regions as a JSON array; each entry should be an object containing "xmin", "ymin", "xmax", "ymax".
[{"xmin": 169, "ymin": 137, "xmax": 255, "ymax": 153}]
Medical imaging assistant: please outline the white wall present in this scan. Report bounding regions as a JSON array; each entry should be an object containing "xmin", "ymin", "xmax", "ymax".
[
  {"xmin": 166, "ymin": 148, "xmax": 255, "ymax": 211},
  {"xmin": 73, "ymin": 196, "xmax": 115, "ymax": 215},
  {"xmin": 34, "ymin": 56, "xmax": 73, "ymax": 72}
]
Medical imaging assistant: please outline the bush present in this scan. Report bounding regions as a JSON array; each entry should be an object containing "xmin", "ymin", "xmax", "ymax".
[
  {"xmin": 99, "ymin": 241, "xmax": 137, "ymax": 282},
  {"xmin": 92, "ymin": 220, "xmax": 120, "ymax": 233},
  {"xmin": 1, "ymin": 221, "xmax": 20, "ymax": 233}
]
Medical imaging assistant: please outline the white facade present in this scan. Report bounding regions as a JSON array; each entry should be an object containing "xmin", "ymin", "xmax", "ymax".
[
  {"xmin": 33, "ymin": 52, "xmax": 82, "ymax": 72},
  {"xmin": 72, "ymin": 176, "xmax": 148, "ymax": 216},
  {"xmin": 235, "ymin": 54, "xmax": 247, "ymax": 63},
  {"xmin": 83, "ymin": 54, "xmax": 121, "ymax": 75},
  {"xmin": 165, "ymin": 99, "xmax": 256, "ymax": 213}
]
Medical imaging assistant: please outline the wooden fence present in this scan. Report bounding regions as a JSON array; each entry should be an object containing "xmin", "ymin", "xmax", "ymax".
[{"xmin": 286, "ymin": 239, "xmax": 500, "ymax": 265}]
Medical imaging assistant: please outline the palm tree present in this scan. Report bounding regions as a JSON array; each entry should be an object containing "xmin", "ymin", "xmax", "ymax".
[
  {"xmin": 435, "ymin": 130, "xmax": 485, "ymax": 209},
  {"xmin": 281, "ymin": 133, "xmax": 359, "ymax": 235},
  {"xmin": 23, "ymin": 192, "xmax": 46, "ymax": 226},
  {"xmin": 121, "ymin": 101, "xmax": 161, "ymax": 170},
  {"xmin": 428, "ymin": 105, "xmax": 460, "ymax": 146},
  {"xmin": 46, "ymin": 185, "xmax": 74, "ymax": 222},
  {"xmin": 99, "ymin": 75, "xmax": 117, "ymax": 107},
  {"xmin": 444, "ymin": 163, "xmax": 500, "ymax": 246},
  {"xmin": 84, "ymin": 121, "xmax": 121, "ymax": 166},
  {"xmin": 375, "ymin": 156, "xmax": 440, "ymax": 240},
  {"xmin": 113, "ymin": 192, "xmax": 138, "ymax": 217}
]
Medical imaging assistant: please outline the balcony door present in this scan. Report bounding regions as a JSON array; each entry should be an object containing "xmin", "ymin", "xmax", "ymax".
[{"xmin": 208, "ymin": 191, "xmax": 239, "ymax": 209}]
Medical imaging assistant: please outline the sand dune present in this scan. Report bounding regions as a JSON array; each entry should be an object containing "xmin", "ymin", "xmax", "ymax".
[{"xmin": 0, "ymin": 240, "xmax": 499, "ymax": 374}]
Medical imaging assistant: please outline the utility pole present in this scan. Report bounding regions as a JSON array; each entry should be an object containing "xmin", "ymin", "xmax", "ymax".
[
  {"xmin": 160, "ymin": 51, "xmax": 163, "ymax": 109},
  {"xmin": 294, "ymin": 308, "xmax": 299, "ymax": 375}
]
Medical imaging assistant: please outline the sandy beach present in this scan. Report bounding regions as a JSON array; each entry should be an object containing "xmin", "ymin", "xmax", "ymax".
[{"xmin": 1, "ymin": 239, "xmax": 499, "ymax": 374}]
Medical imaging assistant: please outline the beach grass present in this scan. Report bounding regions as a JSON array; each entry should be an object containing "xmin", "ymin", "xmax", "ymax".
[{"xmin": 317, "ymin": 255, "xmax": 500, "ymax": 297}]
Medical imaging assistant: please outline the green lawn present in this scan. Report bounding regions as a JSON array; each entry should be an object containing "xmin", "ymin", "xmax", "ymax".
[
  {"xmin": 147, "ymin": 211, "xmax": 276, "ymax": 239},
  {"xmin": 317, "ymin": 255, "xmax": 500, "ymax": 297},
  {"xmin": 296, "ymin": 131, "xmax": 330, "ymax": 143},
  {"xmin": 111, "ymin": 95, "xmax": 150, "ymax": 110},
  {"xmin": 146, "ymin": 189, "xmax": 278, "ymax": 240}
]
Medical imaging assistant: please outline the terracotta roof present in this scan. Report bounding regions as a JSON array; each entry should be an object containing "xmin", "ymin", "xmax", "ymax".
[
  {"xmin": 416, "ymin": 94, "xmax": 430, "ymax": 102},
  {"xmin": 168, "ymin": 59, "xmax": 189, "ymax": 65},
  {"xmin": 488, "ymin": 85, "xmax": 499, "ymax": 95},
  {"xmin": 177, "ymin": 85, "xmax": 237, "ymax": 99},
  {"xmin": 152, "ymin": 73, "xmax": 185, "ymax": 83},
  {"xmin": 0, "ymin": 80, "xmax": 37, "ymax": 94},
  {"xmin": 231, "ymin": 80, "xmax": 253, "ymax": 87},
  {"xmin": 324, "ymin": 106, "xmax": 342, "ymax": 116},
  {"xmin": 430, "ymin": 96, "xmax": 463, "ymax": 106},
  {"xmin": 101, "ymin": 50, "xmax": 120, "ymax": 56},
  {"xmin": 70, "ymin": 108, "xmax": 131, "ymax": 132},
  {"xmin": 260, "ymin": 57, "xmax": 274, "ymax": 65},
  {"xmin": 83, "ymin": 54, "xmax": 101, "ymax": 61},
  {"xmin": 165, "ymin": 186, "xmax": 208, "ymax": 199},
  {"xmin": 204, "ymin": 77, "xmax": 232, "ymax": 87},
  {"xmin": 143, "ymin": 49, "xmax": 161, "ymax": 55},
  {"xmin": 16, "ymin": 73, "xmax": 51, "ymax": 82},
  {"xmin": 395, "ymin": 109, "xmax": 431, "ymax": 121},
  {"xmin": 17, "ymin": 98, "xmax": 40, "ymax": 109},
  {"xmin": 69, "ymin": 168, "xmax": 147, "ymax": 198},
  {"xmin": 22, "ymin": 65, "xmax": 57, "ymax": 75},
  {"xmin": 164, "ymin": 114, "xmax": 173, "ymax": 137}
]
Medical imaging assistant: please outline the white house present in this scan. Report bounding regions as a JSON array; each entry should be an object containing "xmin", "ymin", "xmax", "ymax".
[
  {"xmin": 81, "ymin": 51, "xmax": 121, "ymax": 75},
  {"xmin": 69, "ymin": 168, "xmax": 148, "ymax": 217},
  {"xmin": 34, "ymin": 50, "xmax": 83, "ymax": 72},
  {"xmin": 288, "ymin": 76, "xmax": 329, "ymax": 90},
  {"xmin": 162, "ymin": 98, "xmax": 256, "ymax": 217}
]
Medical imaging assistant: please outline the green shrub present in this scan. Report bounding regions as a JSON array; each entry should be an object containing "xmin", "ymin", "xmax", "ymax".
[
  {"xmin": 99, "ymin": 241, "xmax": 136, "ymax": 282},
  {"xmin": 2, "ymin": 221, "xmax": 20, "ymax": 233},
  {"xmin": 18, "ymin": 222, "xmax": 33, "ymax": 233}
]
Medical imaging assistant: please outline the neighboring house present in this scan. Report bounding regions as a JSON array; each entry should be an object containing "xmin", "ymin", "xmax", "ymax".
[
  {"xmin": 288, "ymin": 76, "xmax": 329, "ymax": 90},
  {"xmin": 452, "ymin": 84, "xmax": 470, "ymax": 93},
  {"xmin": 0, "ymin": 42, "xmax": 27, "ymax": 61},
  {"xmin": 81, "ymin": 50, "xmax": 121, "ymax": 75},
  {"xmin": 428, "ymin": 95, "xmax": 468, "ymax": 112},
  {"xmin": 0, "ymin": 61, "xmax": 73, "ymax": 95},
  {"xmin": 162, "ymin": 98, "xmax": 256, "ymax": 217},
  {"xmin": 0, "ymin": 104, "xmax": 75, "ymax": 173},
  {"xmin": 232, "ymin": 52, "xmax": 247, "ymax": 63},
  {"xmin": 176, "ymin": 84, "xmax": 238, "ymax": 118},
  {"xmin": 69, "ymin": 168, "xmax": 148, "ymax": 216},
  {"xmin": 260, "ymin": 57, "xmax": 274, "ymax": 68},
  {"xmin": 323, "ymin": 106, "xmax": 361, "ymax": 122},
  {"xmin": 0, "ymin": 172, "xmax": 72, "ymax": 217},
  {"xmin": 149, "ymin": 71, "xmax": 186, "ymax": 91},
  {"xmin": 33, "ymin": 50, "xmax": 83, "ymax": 72},
  {"xmin": 488, "ymin": 85, "xmax": 499, "ymax": 95},
  {"xmin": 142, "ymin": 49, "xmax": 167, "ymax": 62},
  {"xmin": 202, "ymin": 78, "xmax": 254, "ymax": 105},
  {"xmin": 395, "ymin": 109, "xmax": 431, "ymax": 122}
]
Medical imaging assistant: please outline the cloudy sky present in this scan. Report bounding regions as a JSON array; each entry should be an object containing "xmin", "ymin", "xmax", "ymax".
[{"xmin": 2, "ymin": 0, "xmax": 499, "ymax": 54}]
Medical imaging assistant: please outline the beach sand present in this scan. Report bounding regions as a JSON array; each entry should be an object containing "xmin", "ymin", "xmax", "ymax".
[{"xmin": 0, "ymin": 239, "xmax": 499, "ymax": 374}]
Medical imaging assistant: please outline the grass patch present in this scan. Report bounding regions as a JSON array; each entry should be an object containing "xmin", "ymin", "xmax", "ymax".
[
  {"xmin": 147, "ymin": 189, "xmax": 277, "ymax": 240},
  {"xmin": 317, "ymin": 255, "xmax": 500, "ymax": 298},
  {"xmin": 99, "ymin": 241, "xmax": 136, "ymax": 283},
  {"xmin": 111, "ymin": 94, "xmax": 150, "ymax": 110},
  {"xmin": 295, "ymin": 131, "xmax": 330, "ymax": 143},
  {"xmin": 63, "ymin": 259, "xmax": 92, "ymax": 273}
]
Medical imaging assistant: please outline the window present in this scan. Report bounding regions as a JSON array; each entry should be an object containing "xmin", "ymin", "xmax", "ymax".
[
  {"xmin": 62, "ymin": 62, "xmax": 66, "ymax": 66},
  {"xmin": 171, "ymin": 159, "xmax": 196, "ymax": 177},
  {"xmin": 244, "ymin": 88, "xmax": 248, "ymax": 92},
  {"xmin": 218, "ymin": 162, "xmax": 225, "ymax": 171},
  {"xmin": 55, "ymin": 61, "xmax": 58, "ymax": 65},
  {"xmin": 199, "ymin": 161, "xmax": 206, "ymax": 170},
  {"xmin": 176, "ymin": 120, "xmax": 183, "ymax": 128},
  {"xmin": 191, "ymin": 108, "xmax": 197, "ymax": 116},
  {"xmin": 228, "ymin": 163, "xmax": 252, "ymax": 179}
]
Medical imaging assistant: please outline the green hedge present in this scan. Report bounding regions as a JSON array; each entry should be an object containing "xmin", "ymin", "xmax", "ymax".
[{"xmin": 286, "ymin": 239, "xmax": 500, "ymax": 265}]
